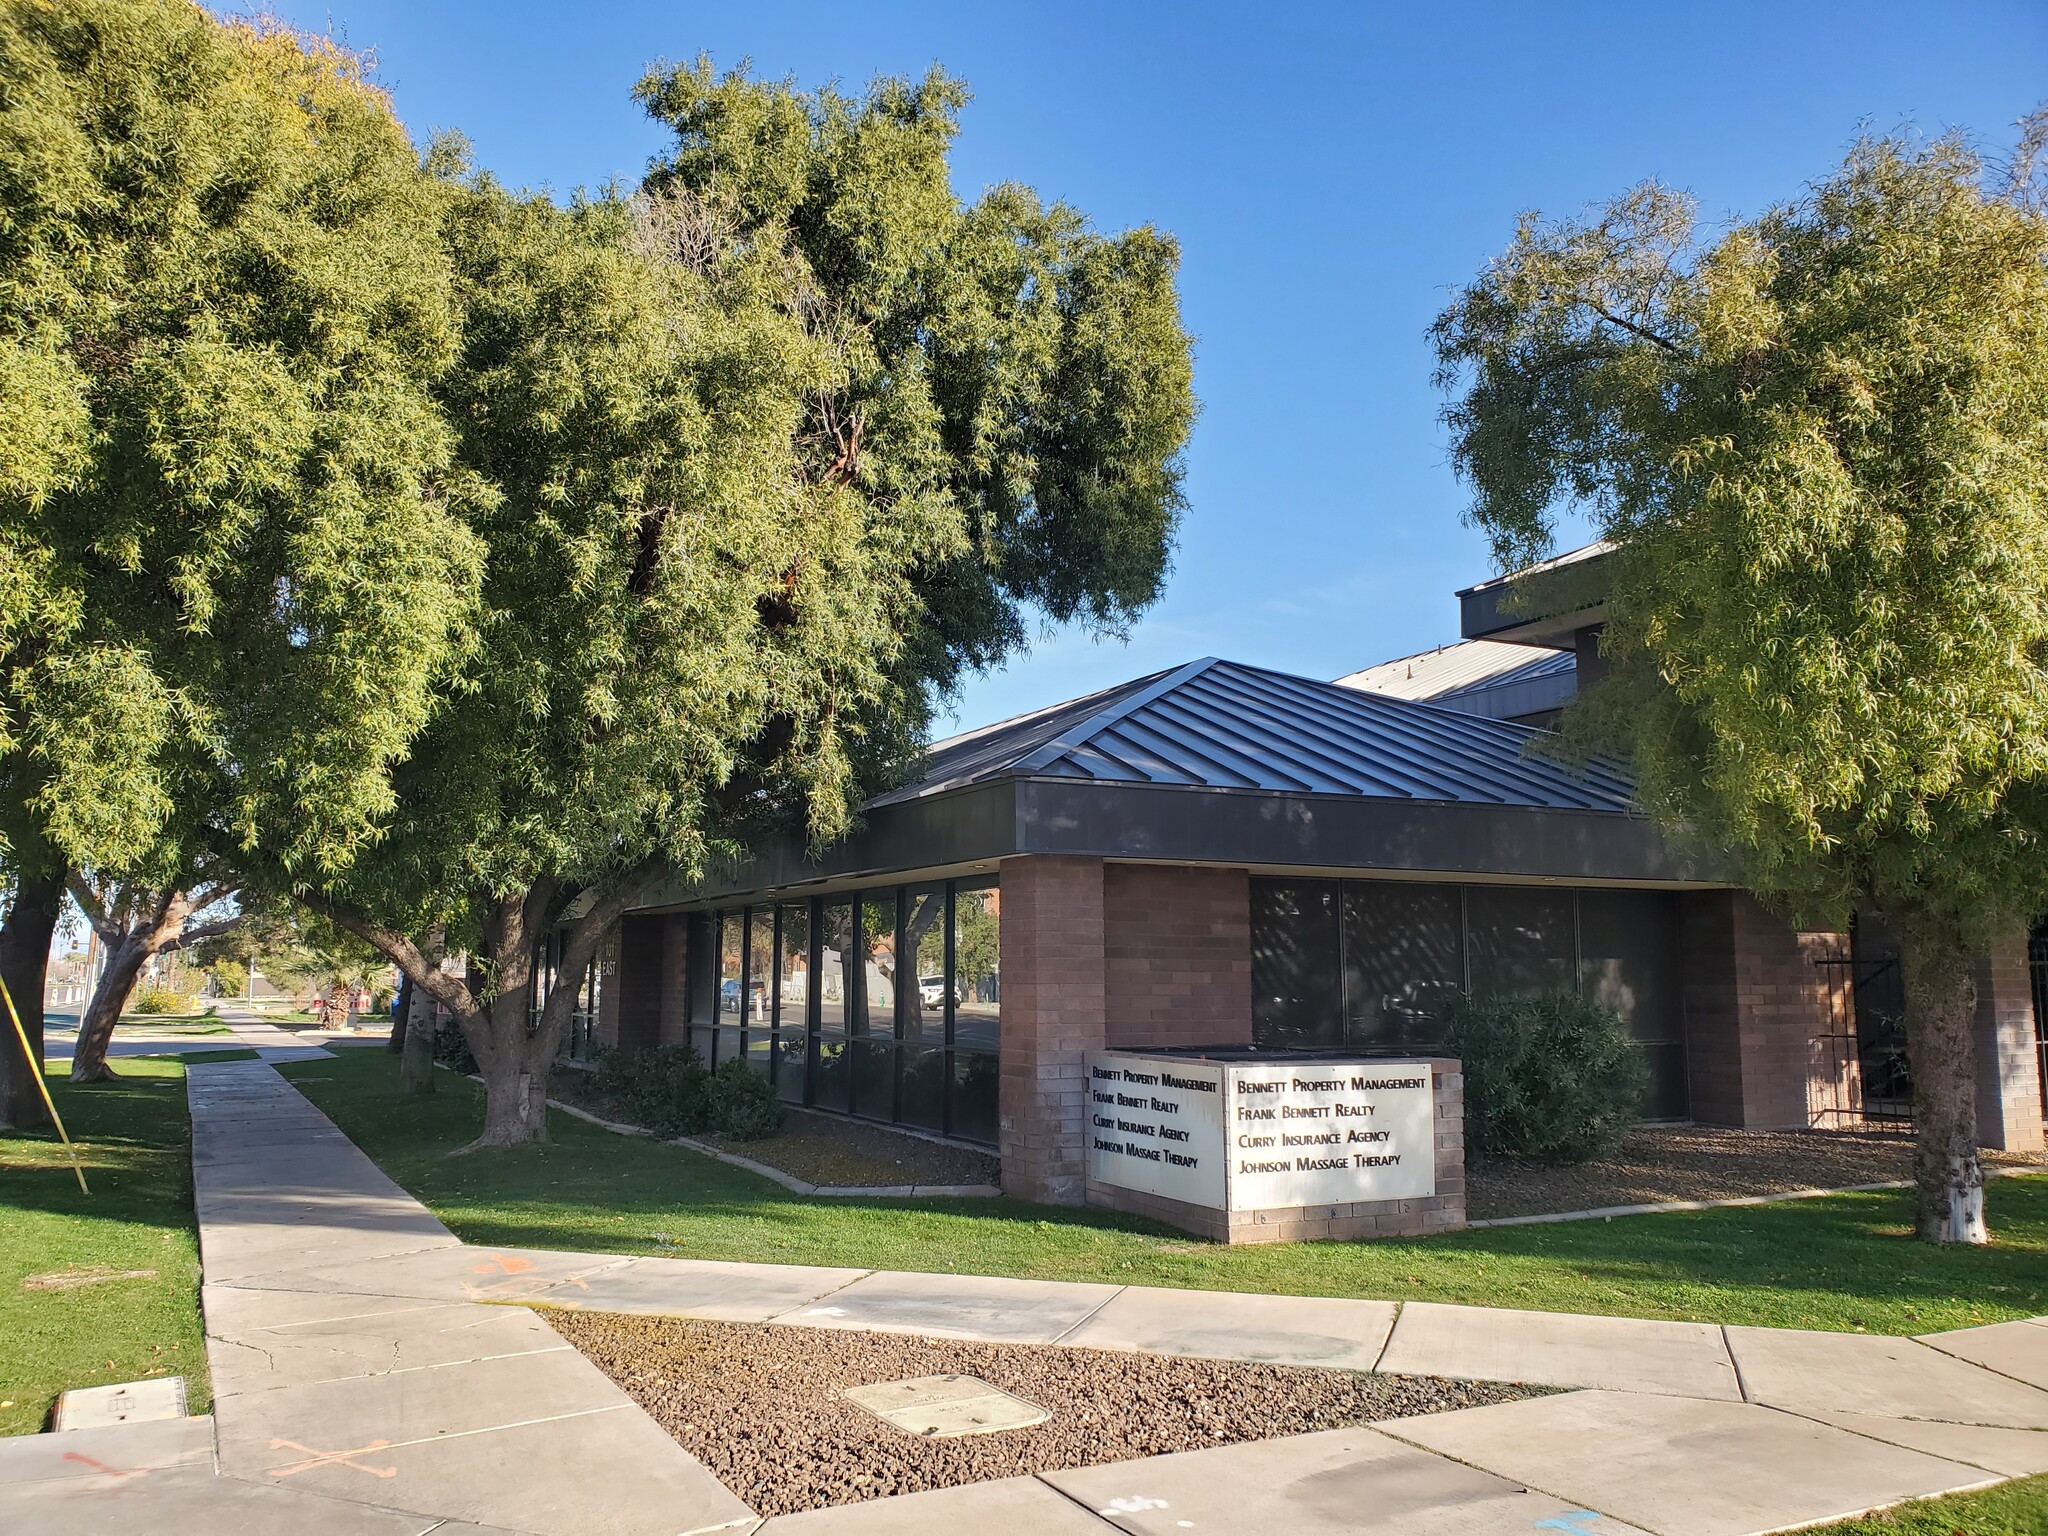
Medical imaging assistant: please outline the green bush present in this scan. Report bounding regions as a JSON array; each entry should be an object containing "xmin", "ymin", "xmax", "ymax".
[
  {"xmin": 130, "ymin": 984, "xmax": 187, "ymax": 1015},
  {"xmin": 1444, "ymin": 990, "xmax": 1648, "ymax": 1163},
  {"xmin": 590, "ymin": 1044, "xmax": 712, "ymax": 1137},
  {"xmin": 707, "ymin": 1057, "xmax": 784, "ymax": 1140},
  {"xmin": 433, "ymin": 1019, "xmax": 477, "ymax": 1075}
]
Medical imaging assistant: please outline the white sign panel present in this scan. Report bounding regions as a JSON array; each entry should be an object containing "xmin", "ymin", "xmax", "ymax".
[
  {"xmin": 1226, "ymin": 1064, "xmax": 1435, "ymax": 1209},
  {"xmin": 1085, "ymin": 1054, "xmax": 1226, "ymax": 1207}
]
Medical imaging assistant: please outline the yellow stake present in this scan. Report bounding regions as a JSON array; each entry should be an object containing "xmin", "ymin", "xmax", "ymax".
[{"xmin": 0, "ymin": 975, "xmax": 89, "ymax": 1194}]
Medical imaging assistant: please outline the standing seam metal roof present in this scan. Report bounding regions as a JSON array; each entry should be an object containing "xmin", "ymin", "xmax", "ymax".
[{"xmin": 872, "ymin": 657, "xmax": 1634, "ymax": 812}]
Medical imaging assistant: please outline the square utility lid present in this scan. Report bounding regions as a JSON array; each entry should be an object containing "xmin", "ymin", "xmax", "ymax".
[{"xmin": 842, "ymin": 1374, "xmax": 1049, "ymax": 1438}]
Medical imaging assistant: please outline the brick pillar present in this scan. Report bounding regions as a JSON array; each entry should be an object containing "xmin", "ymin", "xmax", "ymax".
[
  {"xmin": 613, "ymin": 915, "xmax": 664, "ymax": 1054},
  {"xmin": 998, "ymin": 855, "xmax": 1106, "ymax": 1205},
  {"xmin": 1975, "ymin": 930, "xmax": 2045, "ymax": 1152},
  {"xmin": 1680, "ymin": 890, "xmax": 1840, "ymax": 1129},
  {"xmin": 657, "ymin": 915, "xmax": 690, "ymax": 1047}
]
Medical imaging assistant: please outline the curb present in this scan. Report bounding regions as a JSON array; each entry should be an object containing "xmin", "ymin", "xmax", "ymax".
[
  {"xmin": 544, "ymin": 1094, "xmax": 1002, "ymax": 1200},
  {"xmin": 1466, "ymin": 1164, "xmax": 2044, "ymax": 1228}
]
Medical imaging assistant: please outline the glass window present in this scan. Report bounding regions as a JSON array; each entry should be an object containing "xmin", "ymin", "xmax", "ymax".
[
  {"xmin": 899, "ymin": 1043, "xmax": 945, "ymax": 1132},
  {"xmin": 686, "ymin": 913, "xmax": 717, "ymax": 1026},
  {"xmin": 951, "ymin": 1050, "xmax": 999, "ymax": 1145},
  {"xmin": 1579, "ymin": 889, "xmax": 1686, "ymax": 1118},
  {"xmin": 718, "ymin": 913, "xmax": 743, "ymax": 1024},
  {"xmin": 746, "ymin": 908, "xmax": 773, "ymax": 1032},
  {"xmin": 818, "ymin": 901, "xmax": 854, "ymax": 1032},
  {"xmin": 1250, "ymin": 880, "xmax": 1342, "ymax": 1049},
  {"xmin": 854, "ymin": 894, "xmax": 898, "ymax": 1038},
  {"xmin": 812, "ymin": 1035, "xmax": 849, "ymax": 1113},
  {"xmin": 851, "ymin": 1039, "xmax": 895, "ymax": 1122},
  {"xmin": 952, "ymin": 882, "xmax": 1000, "ymax": 1053},
  {"xmin": 774, "ymin": 903, "xmax": 811, "ymax": 1103},
  {"xmin": 1343, "ymin": 882, "xmax": 1462, "ymax": 1051},
  {"xmin": 1465, "ymin": 886, "xmax": 1576, "ymax": 998},
  {"xmin": 901, "ymin": 887, "xmax": 947, "ymax": 1045}
]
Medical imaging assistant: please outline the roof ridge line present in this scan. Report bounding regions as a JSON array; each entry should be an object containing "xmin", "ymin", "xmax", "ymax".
[{"xmin": 1010, "ymin": 656, "xmax": 1225, "ymax": 777}]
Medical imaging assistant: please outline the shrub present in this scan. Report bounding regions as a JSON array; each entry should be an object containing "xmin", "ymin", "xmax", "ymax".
[
  {"xmin": 131, "ymin": 984, "xmax": 187, "ymax": 1015},
  {"xmin": 707, "ymin": 1057, "xmax": 784, "ymax": 1140},
  {"xmin": 433, "ymin": 1019, "xmax": 477, "ymax": 1075},
  {"xmin": 1443, "ymin": 990, "xmax": 1648, "ymax": 1163},
  {"xmin": 591, "ymin": 1044, "xmax": 712, "ymax": 1137}
]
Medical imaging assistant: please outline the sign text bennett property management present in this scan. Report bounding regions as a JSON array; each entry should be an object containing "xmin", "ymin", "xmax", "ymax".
[{"xmin": 1085, "ymin": 1052, "xmax": 1435, "ymax": 1212}]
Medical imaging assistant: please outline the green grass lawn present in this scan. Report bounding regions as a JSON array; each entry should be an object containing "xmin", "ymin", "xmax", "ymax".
[
  {"xmin": 282, "ymin": 1051, "xmax": 2048, "ymax": 1336},
  {"xmin": 0, "ymin": 1056, "xmax": 213, "ymax": 1436},
  {"xmin": 1803, "ymin": 1475, "xmax": 2045, "ymax": 1535}
]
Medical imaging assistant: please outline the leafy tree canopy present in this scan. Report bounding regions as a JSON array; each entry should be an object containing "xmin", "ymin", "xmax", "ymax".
[
  {"xmin": 1433, "ymin": 128, "xmax": 2048, "ymax": 1240},
  {"xmin": 0, "ymin": 0, "xmax": 478, "ymax": 880}
]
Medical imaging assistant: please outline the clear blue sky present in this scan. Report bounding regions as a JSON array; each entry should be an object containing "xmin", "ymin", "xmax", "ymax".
[{"xmin": 275, "ymin": 0, "xmax": 2045, "ymax": 736}]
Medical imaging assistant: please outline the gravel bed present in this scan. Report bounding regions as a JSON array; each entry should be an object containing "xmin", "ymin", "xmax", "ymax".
[
  {"xmin": 701, "ymin": 1108, "xmax": 999, "ymax": 1188},
  {"xmin": 549, "ymin": 1311, "xmax": 1537, "ymax": 1515},
  {"xmin": 1469, "ymin": 1124, "xmax": 2047, "ymax": 1220}
]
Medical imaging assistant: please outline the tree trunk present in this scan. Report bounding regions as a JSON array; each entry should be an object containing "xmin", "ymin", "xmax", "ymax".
[
  {"xmin": 70, "ymin": 936, "xmax": 150, "ymax": 1084},
  {"xmin": 1898, "ymin": 929, "xmax": 1987, "ymax": 1244},
  {"xmin": 460, "ymin": 985, "xmax": 554, "ymax": 1150},
  {"xmin": 401, "ymin": 973, "xmax": 438, "ymax": 1093},
  {"xmin": 389, "ymin": 974, "xmax": 411, "ymax": 1055},
  {"xmin": 0, "ymin": 864, "xmax": 66, "ymax": 1130}
]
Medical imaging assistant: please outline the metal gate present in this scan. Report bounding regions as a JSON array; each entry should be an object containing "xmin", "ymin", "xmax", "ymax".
[{"xmin": 1810, "ymin": 949, "xmax": 1913, "ymax": 1127}]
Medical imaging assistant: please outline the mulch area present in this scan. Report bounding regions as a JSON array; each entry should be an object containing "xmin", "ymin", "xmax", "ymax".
[
  {"xmin": 1469, "ymin": 1123, "xmax": 2048, "ymax": 1221},
  {"xmin": 547, "ymin": 1070, "xmax": 999, "ymax": 1188},
  {"xmin": 549, "ymin": 1311, "xmax": 1536, "ymax": 1516},
  {"xmin": 701, "ymin": 1108, "xmax": 999, "ymax": 1189}
]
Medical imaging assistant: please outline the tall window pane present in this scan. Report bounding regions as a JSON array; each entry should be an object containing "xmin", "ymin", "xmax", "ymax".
[
  {"xmin": 813, "ymin": 900, "xmax": 854, "ymax": 1111},
  {"xmin": 851, "ymin": 894, "xmax": 897, "ymax": 1121},
  {"xmin": 1343, "ymin": 882, "xmax": 1461, "ymax": 1050},
  {"xmin": 853, "ymin": 895, "xmax": 898, "ymax": 1038},
  {"xmin": 818, "ymin": 901, "xmax": 854, "ymax": 1033},
  {"xmin": 1465, "ymin": 886, "xmax": 1575, "ymax": 998},
  {"xmin": 743, "ymin": 908, "xmax": 773, "ymax": 1077},
  {"xmin": 901, "ymin": 886, "xmax": 947, "ymax": 1045},
  {"xmin": 1250, "ymin": 880, "xmax": 1342, "ymax": 1049},
  {"xmin": 952, "ymin": 882, "xmax": 1000, "ymax": 1053},
  {"xmin": 686, "ymin": 913, "xmax": 716, "ymax": 1065},
  {"xmin": 774, "ymin": 902, "xmax": 811, "ymax": 1103},
  {"xmin": 1579, "ymin": 889, "xmax": 1685, "ymax": 1118},
  {"xmin": 714, "ymin": 912, "xmax": 744, "ymax": 1067}
]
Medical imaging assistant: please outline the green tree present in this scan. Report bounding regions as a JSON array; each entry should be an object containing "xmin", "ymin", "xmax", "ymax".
[
  {"xmin": 307, "ymin": 64, "xmax": 1194, "ymax": 1150},
  {"xmin": 67, "ymin": 861, "xmax": 240, "ymax": 1081},
  {"xmin": 0, "ymin": 1, "xmax": 478, "ymax": 1117},
  {"xmin": 1432, "ymin": 128, "xmax": 2048, "ymax": 1243}
]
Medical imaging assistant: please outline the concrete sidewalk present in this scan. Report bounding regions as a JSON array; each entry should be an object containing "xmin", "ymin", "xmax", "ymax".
[{"xmin": 4, "ymin": 1059, "xmax": 2042, "ymax": 1536}]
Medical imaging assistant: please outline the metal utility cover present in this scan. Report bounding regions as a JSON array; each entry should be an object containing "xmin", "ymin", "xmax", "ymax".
[
  {"xmin": 842, "ymin": 1374, "xmax": 1050, "ymax": 1438},
  {"xmin": 53, "ymin": 1376, "xmax": 188, "ymax": 1431}
]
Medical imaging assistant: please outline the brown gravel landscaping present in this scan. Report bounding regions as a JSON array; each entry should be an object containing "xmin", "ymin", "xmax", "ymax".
[
  {"xmin": 548, "ymin": 1310, "xmax": 1538, "ymax": 1515},
  {"xmin": 1469, "ymin": 1123, "xmax": 2047, "ymax": 1221}
]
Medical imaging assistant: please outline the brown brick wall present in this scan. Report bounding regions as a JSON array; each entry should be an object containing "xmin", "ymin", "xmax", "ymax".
[
  {"xmin": 612, "ymin": 916, "xmax": 665, "ymax": 1054},
  {"xmin": 998, "ymin": 855, "xmax": 1107, "ymax": 1205},
  {"xmin": 1681, "ymin": 889, "xmax": 1841, "ymax": 1130},
  {"xmin": 657, "ymin": 914, "xmax": 691, "ymax": 1048},
  {"xmin": 1976, "ymin": 929, "xmax": 2045, "ymax": 1152},
  {"xmin": 1104, "ymin": 864, "xmax": 1253, "ymax": 1051}
]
